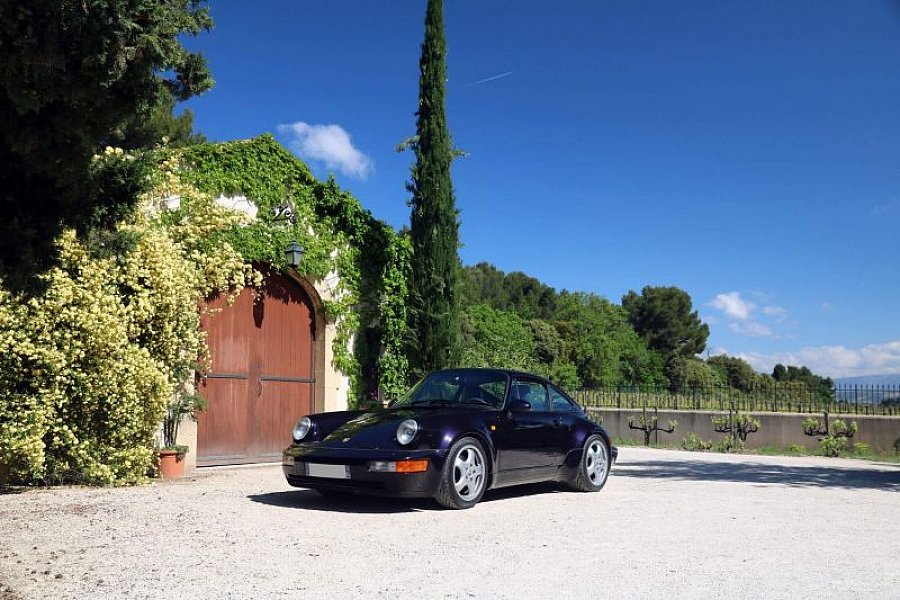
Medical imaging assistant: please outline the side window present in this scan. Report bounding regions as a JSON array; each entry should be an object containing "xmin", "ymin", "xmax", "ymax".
[
  {"xmin": 511, "ymin": 380, "xmax": 549, "ymax": 411},
  {"xmin": 477, "ymin": 381, "xmax": 506, "ymax": 406},
  {"xmin": 550, "ymin": 386, "xmax": 576, "ymax": 412}
]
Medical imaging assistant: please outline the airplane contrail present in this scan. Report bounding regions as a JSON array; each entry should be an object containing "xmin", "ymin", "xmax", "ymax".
[{"xmin": 464, "ymin": 71, "xmax": 514, "ymax": 87}]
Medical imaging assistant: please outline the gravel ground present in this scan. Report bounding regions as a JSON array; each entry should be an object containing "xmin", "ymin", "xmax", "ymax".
[{"xmin": 1, "ymin": 447, "xmax": 898, "ymax": 599}]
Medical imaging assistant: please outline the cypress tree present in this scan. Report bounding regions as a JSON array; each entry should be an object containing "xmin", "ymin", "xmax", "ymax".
[{"xmin": 407, "ymin": 0, "xmax": 461, "ymax": 376}]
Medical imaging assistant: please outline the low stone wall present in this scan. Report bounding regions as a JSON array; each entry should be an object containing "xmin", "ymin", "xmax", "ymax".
[{"xmin": 586, "ymin": 407, "xmax": 900, "ymax": 453}]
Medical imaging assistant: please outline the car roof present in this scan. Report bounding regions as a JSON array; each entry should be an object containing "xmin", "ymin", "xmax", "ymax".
[{"xmin": 433, "ymin": 367, "xmax": 553, "ymax": 384}]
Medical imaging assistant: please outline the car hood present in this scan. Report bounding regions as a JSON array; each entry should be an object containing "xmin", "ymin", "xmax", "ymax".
[{"xmin": 318, "ymin": 406, "xmax": 491, "ymax": 450}]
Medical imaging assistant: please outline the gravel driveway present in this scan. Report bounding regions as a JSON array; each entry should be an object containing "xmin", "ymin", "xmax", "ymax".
[{"xmin": 1, "ymin": 447, "xmax": 898, "ymax": 599}]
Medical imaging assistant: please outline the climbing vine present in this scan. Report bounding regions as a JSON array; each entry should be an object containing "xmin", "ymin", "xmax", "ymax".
[{"xmin": 176, "ymin": 135, "xmax": 411, "ymax": 404}]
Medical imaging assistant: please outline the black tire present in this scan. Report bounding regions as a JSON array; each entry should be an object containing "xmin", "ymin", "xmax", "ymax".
[
  {"xmin": 434, "ymin": 436, "xmax": 488, "ymax": 509},
  {"xmin": 569, "ymin": 434, "xmax": 611, "ymax": 492}
]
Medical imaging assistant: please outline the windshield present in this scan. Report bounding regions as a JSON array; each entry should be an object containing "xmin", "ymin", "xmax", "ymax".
[{"xmin": 390, "ymin": 370, "xmax": 509, "ymax": 409}]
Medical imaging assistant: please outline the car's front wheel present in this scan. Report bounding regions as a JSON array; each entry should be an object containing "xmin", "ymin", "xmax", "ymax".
[
  {"xmin": 435, "ymin": 437, "xmax": 487, "ymax": 509},
  {"xmin": 569, "ymin": 434, "xmax": 610, "ymax": 492}
]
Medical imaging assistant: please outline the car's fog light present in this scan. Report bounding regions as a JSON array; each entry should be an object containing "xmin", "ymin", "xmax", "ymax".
[{"xmin": 369, "ymin": 461, "xmax": 396, "ymax": 472}]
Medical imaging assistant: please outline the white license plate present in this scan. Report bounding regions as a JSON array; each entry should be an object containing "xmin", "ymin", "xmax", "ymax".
[{"xmin": 306, "ymin": 463, "xmax": 350, "ymax": 479}]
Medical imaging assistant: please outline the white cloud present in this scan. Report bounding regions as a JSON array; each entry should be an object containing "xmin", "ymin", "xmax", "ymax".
[
  {"xmin": 277, "ymin": 122, "xmax": 373, "ymax": 179},
  {"xmin": 708, "ymin": 291, "xmax": 793, "ymax": 338},
  {"xmin": 761, "ymin": 305, "xmax": 788, "ymax": 321},
  {"xmin": 728, "ymin": 321, "xmax": 773, "ymax": 338},
  {"xmin": 709, "ymin": 292, "xmax": 754, "ymax": 320},
  {"xmin": 728, "ymin": 340, "xmax": 900, "ymax": 378}
]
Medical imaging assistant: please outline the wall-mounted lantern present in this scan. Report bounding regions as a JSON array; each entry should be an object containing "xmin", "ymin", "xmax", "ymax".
[{"xmin": 285, "ymin": 240, "xmax": 304, "ymax": 269}]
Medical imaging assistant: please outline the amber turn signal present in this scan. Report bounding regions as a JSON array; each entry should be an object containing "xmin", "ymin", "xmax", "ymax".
[{"xmin": 395, "ymin": 459, "xmax": 429, "ymax": 473}]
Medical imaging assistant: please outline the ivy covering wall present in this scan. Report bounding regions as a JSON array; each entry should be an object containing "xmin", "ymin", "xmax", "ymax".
[
  {"xmin": 177, "ymin": 135, "xmax": 411, "ymax": 403},
  {"xmin": 0, "ymin": 136, "xmax": 411, "ymax": 485}
]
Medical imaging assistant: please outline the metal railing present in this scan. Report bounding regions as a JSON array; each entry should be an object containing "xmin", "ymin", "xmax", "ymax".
[{"xmin": 574, "ymin": 383, "xmax": 900, "ymax": 416}]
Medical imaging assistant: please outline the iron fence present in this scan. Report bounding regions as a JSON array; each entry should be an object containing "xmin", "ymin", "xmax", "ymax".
[{"xmin": 574, "ymin": 383, "xmax": 900, "ymax": 416}]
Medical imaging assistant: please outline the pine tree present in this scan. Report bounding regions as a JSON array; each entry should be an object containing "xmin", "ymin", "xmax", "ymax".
[
  {"xmin": 407, "ymin": 0, "xmax": 461, "ymax": 377},
  {"xmin": 0, "ymin": 0, "xmax": 212, "ymax": 291}
]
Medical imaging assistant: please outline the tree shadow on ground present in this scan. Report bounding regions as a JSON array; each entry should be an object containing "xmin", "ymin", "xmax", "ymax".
[
  {"xmin": 248, "ymin": 482, "xmax": 567, "ymax": 513},
  {"xmin": 615, "ymin": 459, "xmax": 900, "ymax": 491}
]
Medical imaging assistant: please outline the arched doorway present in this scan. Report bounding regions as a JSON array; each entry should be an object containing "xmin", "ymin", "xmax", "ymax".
[{"xmin": 197, "ymin": 273, "xmax": 316, "ymax": 465}]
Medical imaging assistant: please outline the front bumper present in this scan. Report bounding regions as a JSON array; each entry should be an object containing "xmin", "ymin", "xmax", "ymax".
[{"xmin": 282, "ymin": 444, "xmax": 447, "ymax": 498}]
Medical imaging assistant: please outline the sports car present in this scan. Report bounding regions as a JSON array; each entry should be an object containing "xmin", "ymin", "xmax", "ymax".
[{"xmin": 282, "ymin": 368, "xmax": 616, "ymax": 509}]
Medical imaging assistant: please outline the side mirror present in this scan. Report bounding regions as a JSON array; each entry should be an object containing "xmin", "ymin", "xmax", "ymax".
[{"xmin": 508, "ymin": 399, "xmax": 532, "ymax": 413}]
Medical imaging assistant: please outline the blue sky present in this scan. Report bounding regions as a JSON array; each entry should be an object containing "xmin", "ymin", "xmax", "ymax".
[{"xmin": 182, "ymin": 1, "xmax": 900, "ymax": 377}]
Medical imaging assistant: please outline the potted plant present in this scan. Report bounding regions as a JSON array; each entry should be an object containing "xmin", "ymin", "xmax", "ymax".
[{"xmin": 157, "ymin": 385, "xmax": 206, "ymax": 479}]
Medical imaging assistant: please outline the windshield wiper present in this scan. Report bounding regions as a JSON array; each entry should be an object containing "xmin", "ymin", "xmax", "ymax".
[
  {"xmin": 459, "ymin": 398, "xmax": 495, "ymax": 407},
  {"xmin": 410, "ymin": 398, "xmax": 454, "ymax": 407}
]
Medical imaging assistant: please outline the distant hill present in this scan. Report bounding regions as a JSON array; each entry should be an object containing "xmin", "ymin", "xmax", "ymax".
[{"xmin": 834, "ymin": 374, "xmax": 900, "ymax": 387}]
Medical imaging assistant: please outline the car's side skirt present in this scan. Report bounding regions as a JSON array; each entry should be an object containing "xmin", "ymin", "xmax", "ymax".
[{"xmin": 491, "ymin": 465, "xmax": 561, "ymax": 488}]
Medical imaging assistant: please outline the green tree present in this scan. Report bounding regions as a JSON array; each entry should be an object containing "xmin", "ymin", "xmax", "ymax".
[
  {"xmin": 0, "ymin": 0, "xmax": 213, "ymax": 290},
  {"xmin": 460, "ymin": 304, "xmax": 537, "ymax": 372},
  {"xmin": 622, "ymin": 286, "xmax": 709, "ymax": 357},
  {"xmin": 110, "ymin": 90, "xmax": 206, "ymax": 150},
  {"xmin": 461, "ymin": 262, "xmax": 509, "ymax": 310},
  {"xmin": 406, "ymin": 0, "xmax": 461, "ymax": 377},
  {"xmin": 664, "ymin": 355, "xmax": 722, "ymax": 391},
  {"xmin": 708, "ymin": 355, "xmax": 759, "ymax": 391},
  {"xmin": 527, "ymin": 318, "xmax": 580, "ymax": 389},
  {"xmin": 556, "ymin": 292, "xmax": 665, "ymax": 386},
  {"xmin": 461, "ymin": 262, "xmax": 559, "ymax": 320},
  {"xmin": 772, "ymin": 363, "xmax": 788, "ymax": 381},
  {"xmin": 771, "ymin": 362, "xmax": 833, "ymax": 401}
]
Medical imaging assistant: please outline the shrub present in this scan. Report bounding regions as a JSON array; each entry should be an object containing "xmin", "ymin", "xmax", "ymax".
[
  {"xmin": 0, "ymin": 151, "xmax": 256, "ymax": 484},
  {"xmin": 712, "ymin": 436, "xmax": 746, "ymax": 453},
  {"xmin": 681, "ymin": 433, "xmax": 712, "ymax": 452},
  {"xmin": 851, "ymin": 442, "xmax": 872, "ymax": 455},
  {"xmin": 820, "ymin": 435, "xmax": 848, "ymax": 457},
  {"xmin": 803, "ymin": 414, "xmax": 859, "ymax": 458}
]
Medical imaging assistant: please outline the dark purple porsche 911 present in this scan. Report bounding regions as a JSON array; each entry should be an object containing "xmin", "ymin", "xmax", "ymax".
[{"xmin": 282, "ymin": 368, "xmax": 617, "ymax": 509}]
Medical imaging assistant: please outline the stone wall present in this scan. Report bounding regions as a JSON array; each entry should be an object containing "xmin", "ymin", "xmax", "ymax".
[{"xmin": 587, "ymin": 407, "xmax": 900, "ymax": 453}]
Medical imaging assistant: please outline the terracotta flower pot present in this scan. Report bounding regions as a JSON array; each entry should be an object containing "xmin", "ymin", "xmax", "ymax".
[{"xmin": 157, "ymin": 450, "xmax": 186, "ymax": 479}]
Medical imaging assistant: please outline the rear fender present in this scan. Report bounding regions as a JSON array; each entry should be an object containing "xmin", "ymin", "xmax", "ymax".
[{"xmin": 563, "ymin": 423, "xmax": 612, "ymax": 468}]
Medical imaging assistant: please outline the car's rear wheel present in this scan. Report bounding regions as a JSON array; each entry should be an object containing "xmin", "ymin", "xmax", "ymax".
[
  {"xmin": 435, "ymin": 437, "xmax": 487, "ymax": 509},
  {"xmin": 569, "ymin": 434, "xmax": 610, "ymax": 492}
]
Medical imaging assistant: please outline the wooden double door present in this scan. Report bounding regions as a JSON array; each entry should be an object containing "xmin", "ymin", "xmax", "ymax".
[{"xmin": 197, "ymin": 274, "xmax": 315, "ymax": 465}]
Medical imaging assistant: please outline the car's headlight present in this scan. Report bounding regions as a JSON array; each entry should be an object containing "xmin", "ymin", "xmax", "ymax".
[
  {"xmin": 396, "ymin": 419, "xmax": 418, "ymax": 445},
  {"xmin": 292, "ymin": 417, "xmax": 312, "ymax": 441}
]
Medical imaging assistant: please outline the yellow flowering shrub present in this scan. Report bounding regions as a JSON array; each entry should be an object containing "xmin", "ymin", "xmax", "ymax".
[
  {"xmin": 0, "ymin": 151, "xmax": 257, "ymax": 485},
  {"xmin": 1, "ymin": 137, "xmax": 413, "ymax": 484}
]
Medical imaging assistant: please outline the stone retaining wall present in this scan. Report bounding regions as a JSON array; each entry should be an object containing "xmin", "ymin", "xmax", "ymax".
[{"xmin": 587, "ymin": 407, "xmax": 900, "ymax": 452}]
